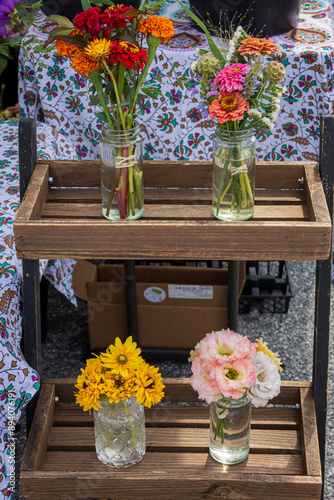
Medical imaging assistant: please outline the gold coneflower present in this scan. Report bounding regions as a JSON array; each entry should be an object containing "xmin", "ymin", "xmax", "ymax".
[
  {"xmin": 135, "ymin": 362, "xmax": 165, "ymax": 408},
  {"xmin": 100, "ymin": 336, "xmax": 143, "ymax": 378}
]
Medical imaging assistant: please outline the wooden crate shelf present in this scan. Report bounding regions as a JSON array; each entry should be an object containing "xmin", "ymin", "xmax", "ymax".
[
  {"xmin": 21, "ymin": 379, "xmax": 322, "ymax": 499},
  {"xmin": 14, "ymin": 160, "xmax": 331, "ymax": 261}
]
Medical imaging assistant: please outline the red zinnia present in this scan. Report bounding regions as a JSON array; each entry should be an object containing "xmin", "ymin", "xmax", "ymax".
[
  {"xmin": 73, "ymin": 6, "xmax": 101, "ymax": 38},
  {"xmin": 109, "ymin": 41, "xmax": 148, "ymax": 70},
  {"xmin": 100, "ymin": 4, "xmax": 136, "ymax": 29}
]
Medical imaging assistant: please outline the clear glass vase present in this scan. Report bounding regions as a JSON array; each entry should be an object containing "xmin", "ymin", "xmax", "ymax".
[
  {"xmin": 212, "ymin": 128, "xmax": 256, "ymax": 221},
  {"xmin": 93, "ymin": 398, "xmax": 145, "ymax": 468},
  {"xmin": 209, "ymin": 394, "xmax": 251, "ymax": 465},
  {"xmin": 100, "ymin": 124, "xmax": 144, "ymax": 221}
]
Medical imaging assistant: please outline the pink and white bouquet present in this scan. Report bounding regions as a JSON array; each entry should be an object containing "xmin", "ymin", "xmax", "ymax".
[{"xmin": 189, "ymin": 329, "xmax": 282, "ymax": 442}]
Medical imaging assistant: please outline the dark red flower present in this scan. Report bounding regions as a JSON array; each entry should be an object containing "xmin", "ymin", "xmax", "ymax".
[
  {"xmin": 100, "ymin": 5, "xmax": 136, "ymax": 29},
  {"xmin": 73, "ymin": 6, "xmax": 101, "ymax": 38},
  {"xmin": 109, "ymin": 40, "xmax": 148, "ymax": 70}
]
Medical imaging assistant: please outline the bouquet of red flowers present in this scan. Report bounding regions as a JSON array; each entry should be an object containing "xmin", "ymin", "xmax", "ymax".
[{"xmin": 45, "ymin": 1, "xmax": 174, "ymax": 219}]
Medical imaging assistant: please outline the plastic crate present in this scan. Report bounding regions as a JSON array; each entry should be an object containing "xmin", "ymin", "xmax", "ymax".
[{"xmin": 239, "ymin": 261, "xmax": 295, "ymax": 314}]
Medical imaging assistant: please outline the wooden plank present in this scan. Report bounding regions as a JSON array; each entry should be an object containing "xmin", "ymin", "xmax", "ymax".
[
  {"xmin": 41, "ymin": 203, "xmax": 309, "ymax": 221},
  {"xmin": 19, "ymin": 472, "xmax": 322, "ymax": 500},
  {"xmin": 47, "ymin": 426, "xmax": 301, "ymax": 453},
  {"xmin": 53, "ymin": 405, "xmax": 300, "ymax": 429},
  {"xmin": 41, "ymin": 451, "xmax": 305, "ymax": 475},
  {"xmin": 47, "ymin": 186, "xmax": 305, "ymax": 205},
  {"xmin": 21, "ymin": 384, "xmax": 55, "ymax": 471},
  {"xmin": 14, "ymin": 219, "xmax": 331, "ymax": 260},
  {"xmin": 300, "ymin": 387, "xmax": 322, "ymax": 477},
  {"xmin": 15, "ymin": 163, "xmax": 49, "ymax": 222},
  {"xmin": 45, "ymin": 160, "xmax": 306, "ymax": 189},
  {"xmin": 304, "ymin": 163, "xmax": 331, "ymax": 223},
  {"xmin": 46, "ymin": 379, "xmax": 311, "ymax": 405}
]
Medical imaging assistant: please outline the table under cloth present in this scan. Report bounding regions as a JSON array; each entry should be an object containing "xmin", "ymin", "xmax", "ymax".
[
  {"xmin": 19, "ymin": 0, "xmax": 334, "ymax": 162},
  {"xmin": 0, "ymin": 120, "xmax": 77, "ymax": 499}
]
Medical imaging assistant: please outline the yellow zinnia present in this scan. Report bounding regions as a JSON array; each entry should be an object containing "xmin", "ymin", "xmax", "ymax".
[
  {"xmin": 75, "ymin": 357, "xmax": 104, "ymax": 412},
  {"xmin": 100, "ymin": 336, "xmax": 143, "ymax": 378},
  {"xmin": 135, "ymin": 362, "xmax": 165, "ymax": 408}
]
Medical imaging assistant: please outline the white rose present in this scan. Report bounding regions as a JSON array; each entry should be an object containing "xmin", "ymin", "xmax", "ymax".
[{"xmin": 247, "ymin": 351, "xmax": 281, "ymax": 407}]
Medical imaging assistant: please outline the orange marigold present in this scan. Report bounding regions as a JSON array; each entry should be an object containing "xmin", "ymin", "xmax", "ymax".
[
  {"xmin": 71, "ymin": 49, "xmax": 101, "ymax": 76},
  {"xmin": 137, "ymin": 15, "xmax": 174, "ymax": 44},
  {"xmin": 238, "ymin": 37, "xmax": 280, "ymax": 57},
  {"xmin": 55, "ymin": 29, "xmax": 83, "ymax": 58}
]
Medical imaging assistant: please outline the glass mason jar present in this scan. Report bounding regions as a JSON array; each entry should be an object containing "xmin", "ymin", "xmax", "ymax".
[
  {"xmin": 209, "ymin": 394, "xmax": 251, "ymax": 465},
  {"xmin": 93, "ymin": 398, "xmax": 145, "ymax": 468},
  {"xmin": 212, "ymin": 128, "xmax": 256, "ymax": 221},
  {"xmin": 100, "ymin": 124, "xmax": 143, "ymax": 221}
]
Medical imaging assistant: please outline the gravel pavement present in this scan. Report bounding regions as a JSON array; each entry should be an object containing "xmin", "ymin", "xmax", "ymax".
[{"xmin": 12, "ymin": 260, "xmax": 334, "ymax": 499}]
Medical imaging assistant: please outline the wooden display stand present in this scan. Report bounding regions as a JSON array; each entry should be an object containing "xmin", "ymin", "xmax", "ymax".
[{"xmin": 15, "ymin": 118, "xmax": 333, "ymax": 499}]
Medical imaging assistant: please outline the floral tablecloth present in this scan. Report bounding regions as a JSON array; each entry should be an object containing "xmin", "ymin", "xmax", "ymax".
[
  {"xmin": 0, "ymin": 120, "xmax": 77, "ymax": 499},
  {"xmin": 19, "ymin": 0, "xmax": 334, "ymax": 163}
]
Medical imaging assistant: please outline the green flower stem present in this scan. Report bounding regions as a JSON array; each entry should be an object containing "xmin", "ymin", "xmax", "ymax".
[
  {"xmin": 239, "ymin": 173, "xmax": 247, "ymax": 208},
  {"xmin": 216, "ymin": 147, "xmax": 233, "ymax": 216},
  {"xmin": 88, "ymin": 70, "xmax": 114, "ymax": 130},
  {"xmin": 103, "ymin": 61, "xmax": 126, "ymax": 130},
  {"xmin": 219, "ymin": 178, "xmax": 232, "ymax": 206},
  {"xmin": 243, "ymin": 172, "xmax": 254, "ymax": 204},
  {"xmin": 129, "ymin": 40, "xmax": 159, "ymax": 123},
  {"xmin": 134, "ymin": 170, "xmax": 143, "ymax": 210}
]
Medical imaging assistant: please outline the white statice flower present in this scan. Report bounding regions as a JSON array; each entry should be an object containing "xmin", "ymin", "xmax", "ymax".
[
  {"xmin": 248, "ymin": 109, "xmax": 262, "ymax": 120},
  {"xmin": 261, "ymin": 117, "xmax": 274, "ymax": 130},
  {"xmin": 190, "ymin": 60, "xmax": 198, "ymax": 73},
  {"xmin": 247, "ymin": 351, "xmax": 281, "ymax": 407},
  {"xmin": 269, "ymin": 111, "xmax": 279, "ymax": 122}
]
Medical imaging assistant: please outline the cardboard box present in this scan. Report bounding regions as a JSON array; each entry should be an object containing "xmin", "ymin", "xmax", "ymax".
[{"xmin": 73, "ymin": 261, "xmax": 246, "ymax": 350}]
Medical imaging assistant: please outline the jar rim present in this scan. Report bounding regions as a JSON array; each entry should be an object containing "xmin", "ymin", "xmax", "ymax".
[
  {"xmin": 215, "ymin": 127, "xmax": 255, "ymax": 139},
  {"xmin": 101, "ymin": 123, "xmax": 141, "ymax": 135}
]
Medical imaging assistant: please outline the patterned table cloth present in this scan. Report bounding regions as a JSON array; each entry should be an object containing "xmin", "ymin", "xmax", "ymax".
[
  {"xmin": 19, "ymin": 0, "xmax": 334, "ymax": 163},
  {"xmin": 0, "ymin": 120, "xmax": 77, "ymax": 499}
]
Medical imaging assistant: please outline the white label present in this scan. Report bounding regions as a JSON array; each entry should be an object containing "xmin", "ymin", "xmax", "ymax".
[
  {"xmin": 168, "ymin": 284, "xmax": 213, "ymax": 299},
  {"xmin": 144, "ymin": 286, "xmax": 166, "ymax": 303}
]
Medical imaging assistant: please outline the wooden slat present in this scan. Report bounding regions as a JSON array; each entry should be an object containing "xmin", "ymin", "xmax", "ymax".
[
  {"xmin": 300, "ymin": 387, "xmax": 322, "ymax": 477},
  {"xmin": 21, "ymin": 384, "xmax": 55, "ymax": 471},
  {"xmin": 47, "ymin": 187, "xmax": 305, "ymax": 205},
  {"xmin": 53, "ymin": 405, "xmax": 300, "ymax": 429},
  {"xmin": 41, "ymin": 203, "xmax": 309, "ymax": 220},
  {"xmin": 20, "ymin": 472, "xmax": 322, "ymax": 500},
  {"xmin": 46, "ymin": 379, "xmax": 311, "ymax": 405},
  {"xmin": 46, "ymin": 160, "xmax": 306, "ymax": 189},
  {"xmin": 304, "ymin": 163, "xmax": 331, "ymax": 223},
  {"xmin": 41, "ymin": 450, "xmax": 304, "ymax": 475},
  {"xmin": 15, "ymin": 163, "xmax": 49, "ymax": 222},
  {"xmin": 47, "ymin": 426, "xmax": 301, "ymax": 453}
]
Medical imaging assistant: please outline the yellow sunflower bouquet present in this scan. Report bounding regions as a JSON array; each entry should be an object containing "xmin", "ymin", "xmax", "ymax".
[{"xmin": 75, "ymin": 336, "xmax": 165, "ymax": 411}]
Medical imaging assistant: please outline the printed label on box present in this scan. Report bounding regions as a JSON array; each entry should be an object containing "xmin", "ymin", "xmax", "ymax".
[
  {"xmin": 144, "ymin": 286, "xmax": 166, "ymax": 303},
  {"xmin": 168, "ymin": 285, "xmax": 213, "ymax": 299}
]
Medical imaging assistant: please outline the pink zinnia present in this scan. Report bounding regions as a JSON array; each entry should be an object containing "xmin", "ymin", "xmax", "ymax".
[
  {"xmin": 214, "ymin": 63, "xmax": 250, "ymax": 92},
  {"xmin": 212, "ymin": 357, "xmax": 258, "ymax": 400},
  {"xmin": 199, "ymin": 329, "xmax": 257, "ymax": 365},
  {"xmin": 209, "ymin": 91, "xmax": 250, "ymax": 124}
]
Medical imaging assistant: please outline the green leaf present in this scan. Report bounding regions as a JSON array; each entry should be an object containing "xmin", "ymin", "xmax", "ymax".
[
  {"xmin": 176, "ymin": 0, "xmax": 223, "ymax": 61},
  {"xmin": 31, "ymin": 2, "xmax": 43, "ymax": 7},
  {"xmin": 0, "ymin": 59, "xmax": 8, "ymax": 76},
  {"xmin": 8, "ymin": 37, "xmax": 22, "ymax": 47},
  {"xmin": 105, "ymin": 82, "xmax": 114, "ymax": 94},
  {"xmin": 81, "ymin": 0, "xmax": 91, "ymax": 10},
  {"xmin": 90, "ymin": 95, "xmax": 99, "ymax": 105},
  {"xmin": 94, "ymin": 0, "xmax": 114, "ymax": 4},
  {"xmin": 38, "ymin": 62, "xmax": 48, "ymax": 69},
  {"xmin": 95, "ymin": 111, "xmax": 108, "ymax": 122},
  {"xmin": 45, "ymin": 15, "xmax": 75, "ymax": 28}
]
